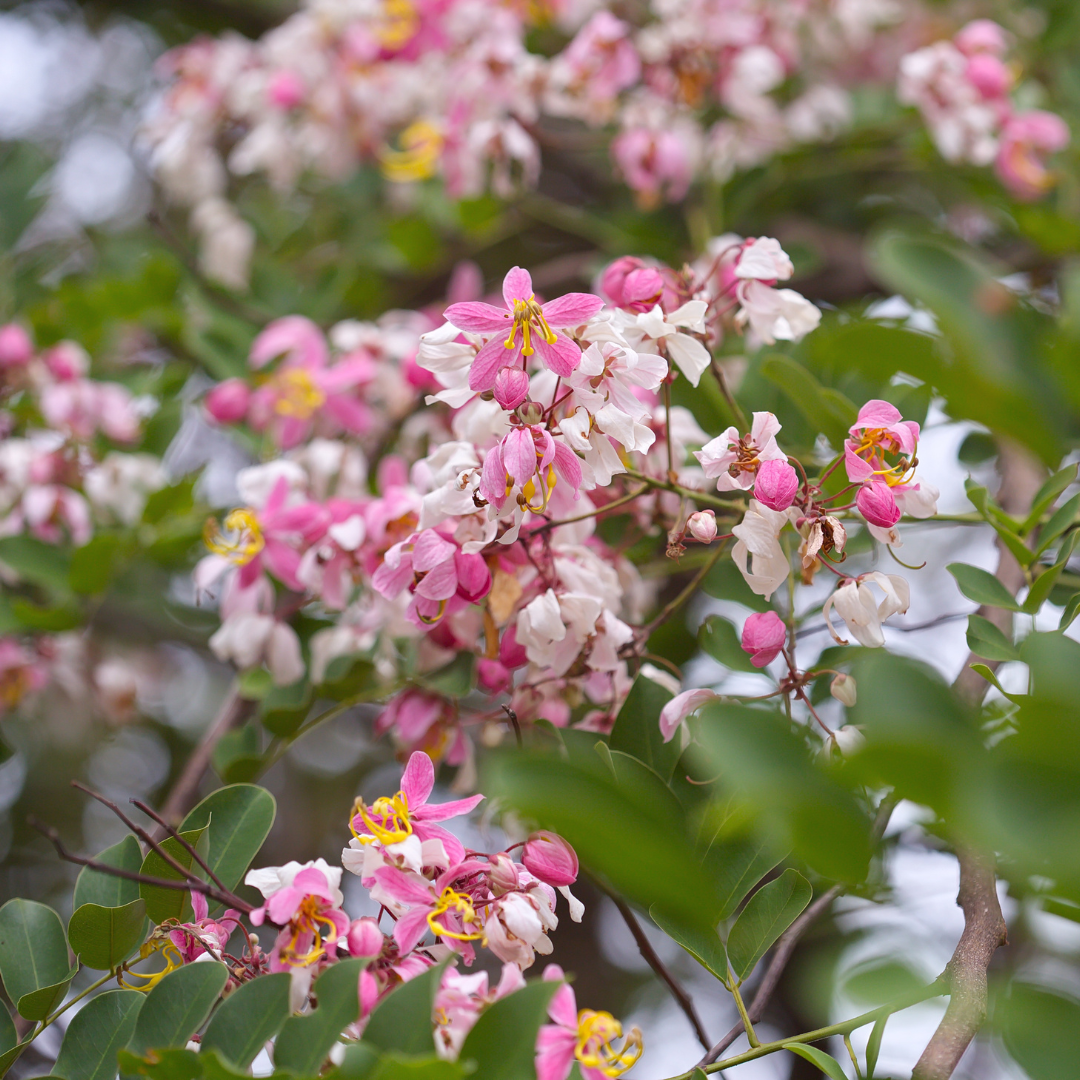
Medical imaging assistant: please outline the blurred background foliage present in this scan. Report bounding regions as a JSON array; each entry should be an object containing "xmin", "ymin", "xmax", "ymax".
[{"xmin": 0, "ymin": 0, "xmax": 1080, "ymax": 1077}]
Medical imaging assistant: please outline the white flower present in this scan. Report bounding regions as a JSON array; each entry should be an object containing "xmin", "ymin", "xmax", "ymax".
[
  {"xmin": 735, "ymin": 236, "xmax": 794, "ymax": 281},
  {"xmin": 731, "ymin": 499, "xmax": 793, "ymax": 599},
  {"xmin": 244, "ymin": 858, "xmax": 344, "ymax": 904},
  {"xmin": 823, "ymin": 572, "xmax": 910, "ymax": 648},
  {"xmin": 695, "ymin": 411, "xmax": 786, "ymax": 492},
  {"xmin": 627, "ymin": 302, "xmax": 711, "ymax": 386},
  {"xmin": 735, "ymin": 281, "xmax": 821, "ymax": 345},
  {"xmin": 209, "ymin": 613, "xmax": 305, "ymax": 685},
  {"xmin": 84, "ymin": 453, "xmax": 166, "ymax": 525}
]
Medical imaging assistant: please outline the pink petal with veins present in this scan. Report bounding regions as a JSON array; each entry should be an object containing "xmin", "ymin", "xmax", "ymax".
[
  {"xmin": 534, "ymin": 333, "xmax": 582, "ymax": 377},
  {"xmin": 540, "ymin": 292, "xmax": 604, "ymax": 328},
  {"xmin": 444, "ymin": 301, "xmax": 510, "ymax": 333},
  {"xmin": 503, "ymin": 267, "xmax": 533, "ymax": 305}
]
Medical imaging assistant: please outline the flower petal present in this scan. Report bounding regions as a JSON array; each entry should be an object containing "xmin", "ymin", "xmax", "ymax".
[
  {"xmin": 540, "ymin": 292, "xmax": 604, "ymax": 328},
  {"xmin": 503, "ymin": 266, "xmax": 533, "ymax": 306},
  {"xmin": 444, "ymin": 301, "xmax": 511, "ymax": 333},
  {"xmin": 400, "ymin": 751, "xmax": 435, "ymax": 807}
]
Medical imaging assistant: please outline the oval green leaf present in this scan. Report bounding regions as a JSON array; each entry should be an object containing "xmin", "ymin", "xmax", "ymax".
[
  {"xmin": 72, "ymin": 837, "xmax": 143, "ymax": 911},
  {"xmin": 53, "ymin": 990, "xmax": 144, "ymax": 1080},
  {"xmin": 0, "ymin": 900, "xmax": 75, "ymax": 1020},
  {"xmin": 201, "ymin": 971, "xmax": 291, "ymax": 1069},
  {"xmin": 726, "ymin": 868, "xmax": 812, "ymax": 983},
  {"xmin": 68, "ymin": 900, "xmax": 147, "ymax": 972},
  {"xmin": 128, "ymin": 960, "xmax": 229, "ymax": 1055},
  {"xmin": 362, "ymin": 960, "xmax": 446, "ymax": 1058},
  {"xmin": 180, "ymin": 784, "xmax": 276, "ymax": 893},
  {"xmin": 782, "ymin": 1043, "xmax": 848, "ymax": 1080}
]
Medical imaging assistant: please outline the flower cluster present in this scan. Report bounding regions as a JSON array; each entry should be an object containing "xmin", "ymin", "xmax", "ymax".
[{"xmin": 898, "ymin": 19, "xmax": 1069, "ymax": 198}]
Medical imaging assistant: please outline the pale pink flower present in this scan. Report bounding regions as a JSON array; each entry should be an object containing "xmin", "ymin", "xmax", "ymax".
[
  {"xmin": 995, "ymin": 111, "xmax": 1070, "ymax": 200},
  {"xmin": 536, "ymin": 965, "xmax": 642, "ymax": 1080},
  {"xmin": 599, "ymin": 257, "xmax": 665, "ymax": 313},
  {"xmin": 735, "ymin": 237, "xmax": 794, "ymax": 283},
  {"xmin": 484, "ymin": 887, "xmax": 558, "ymax": 969},
  {"xmin": 39, "ymin": 380, "xmax": 141, "ymax": 443},
  {"xmin": 350, "ymin": 750, "xmax": 484, "ymax": 867},
  {"xmin": 550, "ymin": 12, "xmax": 640, "ymax": 119},
  {"xmin": 168, "ymin": 892, "xmax": 243, "ymax": 963},
  {"xmin": 612, "ymin": 126, "xmax": 695, "ymax": 205},
  {"xmin": 823, "ymin": 572, "xmax": 910, "ymax": 648},
  {"xmin": 830, "ymin": 673, "xmax": 857, "ymax": 707},
  {"xmin": 246, "ymin": 859, "xmax": 349, "ymax": 971},
  {"xmin": 954, "ymin": 19, "xmax": 1009, "ymax": 58},
  {"xmin": 659, "ymin": 688, "xmax": 720, "ymax": 743},
  {"xmin": 686, "ymin": 509, "xmax": 717, "ymax": 543},
  {"xmin": 444, "ymin": 267, "xmax": 602, "ymax": 392},
  {"xmin": 0, "ymin": 637, "xmax": 48, "ymax": 715},
  {"xmin": 741, "ymin": 611, "xmax": 787, "ymax": 668},
  {"xmin": 734, "ymin": 281, "xmax": 821, "ymax": 345},
  {"xmin": 695, "ymin": 412, "xmax": 786, "ymax": 492},
  {"xmin": 731, "ymin": 499, "xmax": 792, "ymax": 600},
  {"xmin": 208, "ymin": 612, "xmax": 305, "ymax": 686},
  {"xmin": 18, "ymin": 485, "xmax": 92, "ymax": 546},
  {"xmin": 434, "ymin": 963, "xmax": 526, "ymax": 1060},
  {"xmin": 479, "ymin": 426, "xmax": 583, "ymax": 515},
  {"xmin": 522, "ymin": 832, "xmax": 578, "ymax": 887},
  {"xmin": 754, "ymin": 459, "xmax": 799, "ymax": 511}
]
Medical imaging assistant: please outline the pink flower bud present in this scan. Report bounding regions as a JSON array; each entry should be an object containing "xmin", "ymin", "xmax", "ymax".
[
  {"xmin": 522, "ymin": 831, "xmax": 579, "ymax": 887},
  {"xmin": 268, "ymin": 70, "xmax": 305, "ymax": 110},
  {"xmin": 493, "ymin": 367, "xmax": 530, "ymax": 410},
  {"xmin": 600, "ymin": 255, "xmax": 647, "ymax": 306},
  {"xmin": 687, "ymin": 509, "xmax": 717, "ymax": 542},
  {"xmin": 488, "ymin": 852, "xmax": 521, "ymax": 895},
  {"xmin": 965, "ymin": 54, "xmax": 1011, "ymax": 100},
  {"xmin": 754, "ymin": 459, "xmax": 799, "ymax": 511},
  {"xmin": 205, "ymin": 378, "xmax": 252, "ymax": 424},
  {"xmin": 347, "ymin": 917, "xmax": 384, "ymax": 958},
  {"xmin": 477, "ymin": 658, "xmax": 511, "ymax": 694},
  {"xmin": 954, "ymin": 18, "xmax": 1008, "ymax": 57},
  {"xmin": 830, "ymin": 673, "xmax": 857, "ymax": 707},
  {"xmin": 740, "ymin": 611, "xmax": 787, "ymax": 668},
  {"xmin": 0, "ymin": 324, "xmax": 33, "ymax": 368},
  {"xmin": 42, "ymin": 341, "xmax": 88, "ymax": 381},
  {"xmin": 622, "ymin": 267, "xmax": 664, "ymax": 310},
  {"xmin": 857, "ymin": 481, "xmax": 901, "ymax": 528}
]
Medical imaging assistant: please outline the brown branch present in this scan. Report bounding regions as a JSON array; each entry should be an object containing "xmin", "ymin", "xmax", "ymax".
[
  {"xmin": 913, "ymin": 439, "xmax": 1041, "ymax": 1079},
  {"xmin": 155, "ymin": 683, "xmax": 252, "ymax": 833},
  {"xmin": 609, "ymin": 894, "xmax": 712, "ymax": 1052},
  {"xmin": 132, "ymin": 799, "xmax": 229, "ymax": 894},
  {"xmin": 29, "ymin": 818, "xmax": 253, "ymax": 914}
]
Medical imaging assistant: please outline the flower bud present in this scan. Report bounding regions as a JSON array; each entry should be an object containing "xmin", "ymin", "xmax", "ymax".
[
  {"xmin": 622, "ymin": 267, "xmax": 664, "ymax": 310},
  {"xmin": 754, "ymin": 459, "xmax": 799, "ymax": 512},
  {"xmin": 488, "ymin": 852, "xmax": 521, "ymax": 895},
  {"xmin": 347, "ymin": 917, "xmax": 384, "ymax": 958},
  {"xmin": 0, "ymin": 324, "xmax": 33, "ymax": 368},
  {"xmin": 965, "ymin": 53, "xmax": 1011, "ymax": 99},
  {"xmin": 493, "ymin": 367, "xmax": 530, "ymax": 411},
  {"xmin": 954, "ymin": 18, "xmax": 1008, "ymax": 57},
  {"xmin": 522, "ymin": 831, "xmax": 579, "ymax": 887},
  {"xmin": 205, "ymin": 378, "xmax": 252, "ymax": 424},
  {"xmin": 740, "ymin": 610, "xmax": 787, "ymax": 668},
  {"xmin": 687, "ymin": 509, "xmax": 717, "ymax": 542},
  {"xmin": 833, "ymin": 725, "xmax": 866, "ymax": 757},
  {"xmin": 517, "ymin": 401, "xmax": 544, "ymax": 426},
  {"xmin": 267, "ymin": 69, "xmax": 306, "ymax": 110},
  {"xmin": 42, "ymin": 341, "xmax": 88, "ymax": 381},
  {"xmin": 600, "ymin": 255, "xmax": 647, "ymax": 306},
  {"xmin": 830, "ymin": 673, "xmax": 857, "ymax": 707},
  {"xmin": 856, "ymin": 480, "xmax": 901, "ymax": 528}
]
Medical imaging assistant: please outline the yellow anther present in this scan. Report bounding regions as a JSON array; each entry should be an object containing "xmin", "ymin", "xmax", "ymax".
[
  {"xmin": 352, "ymin": 791, "xmax": 413, "ymax": 844},
  {"xmin": 505, "ymin": 297, "xmax": 558, "ymax": 357},
  {"xmin": 376, "ymin": 0, "xmax": 419, "ymax": 49},
  {"xmin": 203, "ymin": 508, "xmax": 265, "ymax": 566},
  {"xmin": 276, "ymin": 895, "xmax": 342, "ymax": 969},
  {"xmin": 521, "ymin": 465, "xmax": 557, "ymax": 514},
  {"xmin": 380, "ymin": 121, "xmax": 443, "ymax": 183},
  {"xmin": 575, "ymin": 1010, "xmax": 643, "ymax": 1077},
  {"xmin": 426, "ymin": 887, "xmax": 486, "ymax": 943},
  {"xmin": 119, "ymin": 940, "xmax": 183, "ymax": 992},
  {"xmin": 272, "ymin": 367, "xmax": 326, "ymax": 419}
]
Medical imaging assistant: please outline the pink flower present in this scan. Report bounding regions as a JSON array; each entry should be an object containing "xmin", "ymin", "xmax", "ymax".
[
  {"xmin": 479, "ymin": 426, "xmax": 582, "ymax": 514},
  {"xmin": 444, "ymin": 267, "xmax": 602, "ymax": 392},
  {"xmin": 39, "ymin": 380, "xmax": 140, "ymax": 442},
  {"xmin": 374, "ymin": 689, "xmax": 468, "ymax": 766},
  {"xmin": 599, "ymin": 257, "xmax": 664, "ymax": 313},
  {"xmin": 18, "ymin": 485, "xmax": 92, "ymax": 546},
  {"xmin": 205, "ymin": 378, "xmax": 252, "ymax": 423},
  {"xmin": 965, "ymin": 53, "xmax": 1011, "ymax": 100},
  {"xmin": 245, "ymin": 859, "xmax": 349, "ymax": 971},
  {"xmin": 536, "ymin": 965, "xmax": 642, "ymax": 1080},
  {"xmin": 686, "ymin": 509, "xmax": 717, "ymax": 542},
  {"xmin": 493, "ymin": 366, "xmax": 530, "ymax": 411},
  {"xmin": 168, "ymin": 892, "xmax": 243, "ymax": 963},
  {"xmin": 350, "ymin": 750, "xmax": 484, "ymax": 866},
  {"xmin": 844, "ymin": 399, "xmax": 919, "ymax": 484},
  {"xmin": 434, "ymin": 963, "xmax": 526, "ymax": 1061},
  {"xmin": 754, "ymin": 459, "xmax": 799, "ymax": 511},
  {"xmin": 555, "ymin": 12, "xmax": 640, "ymax": 112},
  {"xmin": 695, "ymin": 411, "xmax": 787, "ymax": 492},
  {"xmin": 0, "ymin": 324, "xmax": 33, "ymax": 368},
  {"xmin": 735, "ymin": 237, "xmax": 794, "ymax": 283},
  {"xmin": 995, "ymin": 111, "xmax": 1070, "ymax": 200},
  {"xmin": 267, "ymin": 69, "xmax": 306, "ymax": 110},
  {"xmin": 659, "ymin": 688, "xmax": 721, "ymax": 743},
  {"xmin": 857, "ymin": 481, "xmax": 901, "ymax": 528},
  {"xmin": 740, "ymin": 611, "xmax": 787, "ymax": 668},
  {"xmin": 954, "ymin": 19, "xmax": 1009, "ymax": 57},
  {"xmin": 522, "ymin": 832, "xmax": 578, "ymax": 887},
  {"xmin": 244, "ymin": 317, "xmax": 377, "ymax": 448}
]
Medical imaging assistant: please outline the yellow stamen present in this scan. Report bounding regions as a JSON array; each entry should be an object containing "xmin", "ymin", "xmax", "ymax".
[
  {"xmin": 380, "ymin": 120, "xmax": 443, "ymax": 183},
  {"xmin": 575, "ymin": 1010, "xmax": 643, "ymax": 1078},
  {"xmin": 376, "ymin": 0, "xmax": 419, "ymax": 49},
  {"xmin": 203, "ymin": 508, "xmax": 265, "ymax": 566},
  {"xmin": 272, "ymin": 367, "xmax": 326, "ymax": 419},
  {"xmin": 426, "ymin": 887, "xmax": 486, "ymax": 943},
  {"xmin": 505, "ymin": 296, "xmax": 558, "ymax": 357},
  {"xmin": 119, "ymin": 940, "xmax": 183, "ymax": 991},
  {"xmin": 276, "ymin": 895, "xmax": 342, "ymax": 969},
  {"xmin": 351, "ymin": 791, "xmax": 413, "ymax": 844}
]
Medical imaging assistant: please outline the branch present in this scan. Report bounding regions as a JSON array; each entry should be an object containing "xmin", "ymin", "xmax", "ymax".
[
  {"xmin": 913, "ymin": 439, "xmax": 1041, "ymax": 1078},
  {"xmin": 155, "ymin": 683, "xmax": 252, "ymax": 832},
  {"xmin": 132, "ymin": 799, "xmax": 229, "ymax": 894},
  {"xmin": 609, "ymin": 894, "xmax": 712, "ymax": 1052}
]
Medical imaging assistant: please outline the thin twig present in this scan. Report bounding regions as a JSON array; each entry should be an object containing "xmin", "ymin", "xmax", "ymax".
[
  {"xmin": 132, "ymin": 799, "xmax": 229, "ymax": 894},
  {"xmin": 28, "ymin": 819, "xmax": 253, "ymax": 914},
  {"xmin": 609, "ymin": 894, "xmax": 712, "ymax": 1052}
]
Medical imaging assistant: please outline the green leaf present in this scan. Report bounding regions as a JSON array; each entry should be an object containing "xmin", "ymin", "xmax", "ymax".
[
  {"xmin": 363, "ymin": 960, "xmax": 445, "ymax": 1058},
  {"xmin": 603, "ymin": 750, "xmax": 684, "ymax": 825},
  {"xmin": 274, "ymin": 958, "xmax": 366, "ymax": 1075},
  {"xmin": 1059, "ymin": 592, "xmax": 1080, "ymax": 631},
  {"xmin": 726, "ymin": 869, "xmax": 812, "ymax": 982},
  {"xmin": 0, "ymin": 900, "xmax": 76, "ymax": 1020},
  {"xmin": 1034, "ymin": 493, "xmax": 1080, "ymax": 557},
  {"xmin": 53, "ymin": 990, "xmax": 144, "ymax": 1080},
  {"xmin": 67, "ymin": 900, "xmax": 147, "ymax": 971},
  {"xmin": 69, "ymin": 535, "xmax": 124, "ymax": 595},
  {"xmin": 459, "ymin": 979, "xmax": 560, "ymax": 1080},
  {"xmin": 968, "ymin": 663, "xmax": 1021, "ymax": 701},
  {"xmin": 139, "ymin": 829, "xmax": 208, "ymax": 925},
  {"xmin": 946, "ymin": 563, "xmax": 1023, "ymax": 611},
  {"xmin": 73, "ymin": 837, "xmax": 143, "ymax": 910},
  {"xmin": 700, "ymin": 837, "xmax": 783, "ymax": 922},
  {"xmin": 996, "ymin": 982, "xmax": 1080, "ymax": 1079},
  {"xmin": 211, "ymin": 727, "xmax": 263, "ymax": 785},
  {"xmin": 760, "ymin": 354, "xmax": 856, "ymax": 448},
  {"xmin": 180, "ymin": 784, "xmax": 276, "ymax": 893},
  {"xmin": 650, "ymin": 907, "xmax": 727, "ymax": 983},
  {"xmin": 142, "ymin": 480, "xmax": 196, "ymax": 526},
  {"xmin": 699, "ymin": 616, "xmax": 759, "ymax": 674},
  {"xmin": 782, "ymin": 1043, "xmax": 849, "ymax": 1080},
  {"xmin": 116, "ymin": 1048, "xmax": 201, "ymax": 1080},
  {"xmin": 0, "ymin": 1005, "xmax": 20, "ymax": 1077},
  {"xmin": 866, "ymin": 1015, "xmax": 887, "ymax": 1079},
  {"xmin": 259, "ymin": 681, "xmax": 313, "ymax": 737},
  {"xmin": 965, "ymin": 615, "xmax": 1019, "ymax": 663},
  {"xmin": 200, "ymin": 971, "xmax": 292, "ymax": 1070},
  {"xmin": 0, "ymin": 536, "xmax": 72, "ymax": 594},
  {"xmin": 1022, "ymin": 563, "xmax": 1066, "ymax": 615},
  {"xmin": 1021, "ymin": 465, "xmax": 1078, "ymax": 535},
  {"xmin": 609, "ymin": 671, "xmax": 679, "ymax": 780},
  {"xmin": 367, "ymin": 1055, "xmax": 468, "ymax": 1080},
  {"xmin": 128, "ymin": 960, "xmax": 229, "ymax": 1055},
  {"xmin": 420, "ymin": 653, "xmax": 474, "ymax": 697}
]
